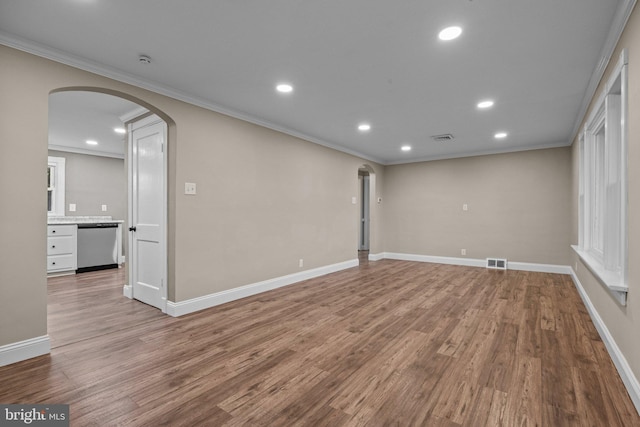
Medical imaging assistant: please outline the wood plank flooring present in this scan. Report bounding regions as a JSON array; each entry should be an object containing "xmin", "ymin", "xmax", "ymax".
[
  {"xmin": 46, "ymin": 268, "xmax": 167, "ymax": 349},
  {"xmin": 1, "ymin": 260, "xmax": 639, "ymax": 426}
]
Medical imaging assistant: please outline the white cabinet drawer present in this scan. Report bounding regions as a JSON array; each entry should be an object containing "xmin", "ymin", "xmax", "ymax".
[
  {"xmin": 47, "ymin": 224, "xmax": 77, "ymax": 274},
  {"xmin": 47, "ymin": 254, "xmax": 76, "ymax": 271},
  {"xmin": 47, "ymin": 225, "xmax": 76, "ymax": 237},
  {"xmin": 47, "ymin": 236, "xmax": 75, "ymax": 255}
]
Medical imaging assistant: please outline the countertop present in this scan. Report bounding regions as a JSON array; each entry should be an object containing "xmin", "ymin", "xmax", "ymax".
[{"xmin": 48, "ymin": 216, "xmax": 125, "ymax": 225}]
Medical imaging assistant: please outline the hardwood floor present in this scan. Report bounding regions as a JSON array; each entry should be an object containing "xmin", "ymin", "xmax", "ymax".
[
  {"xmin": 47, "ymin": 268, "xmax": 166, "ymax": 349},
  {"xmin": 1, "ymin": 261, "xmax": 638, "ymax": 426}
]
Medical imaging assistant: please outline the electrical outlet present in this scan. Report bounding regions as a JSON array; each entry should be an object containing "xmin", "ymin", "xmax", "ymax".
[
  {"xmin": 69, "ymin": 203, "xmax": 76, "ymax": 212},
  {"xmin": 101, "ymin": 204, "xmax": 107, "ymax": 212},
  {"xmin": 461, "ymin": 249, "xmax": 466, "ymax": 256},
  {"xmin": 463, "ymin": 203, "xmax": 468, "ymax": 211},
  {"xmin": 299, "ymin": 259, "xmax": 304, "ymax": 268}
]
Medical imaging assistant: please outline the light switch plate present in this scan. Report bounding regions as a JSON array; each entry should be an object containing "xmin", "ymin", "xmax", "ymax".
[{"xmin": 185, "ymin": 182, "xmax": 197, "ymax": 195}]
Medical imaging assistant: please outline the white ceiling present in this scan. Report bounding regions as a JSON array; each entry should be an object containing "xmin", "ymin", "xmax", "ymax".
[
  {"xmin": 0, "ymin": 0, "xmax": 629, "ymax": 164},
  {"xmin": 48, "ymin": 91, "xmax": 141, "ymax": 158}
]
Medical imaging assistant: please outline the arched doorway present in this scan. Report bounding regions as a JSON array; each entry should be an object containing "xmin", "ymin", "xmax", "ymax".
[
  {"xmin": 358, "ymin": 164, "xmax": 376, "ymax": 263},
  {"xmin": 47, "ymin": 89, "xmax": 174, "ymax": 345}
]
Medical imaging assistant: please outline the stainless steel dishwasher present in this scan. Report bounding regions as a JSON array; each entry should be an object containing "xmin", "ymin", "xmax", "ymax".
[{"xmin": 76, "ymin": 223, "xmax": 119, "ymax": 273}]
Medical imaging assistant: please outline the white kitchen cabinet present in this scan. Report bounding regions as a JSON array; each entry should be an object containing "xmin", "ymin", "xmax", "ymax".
[{"xmin": 47, "ymin": 225, "xmax": 77, "ymax": 275}]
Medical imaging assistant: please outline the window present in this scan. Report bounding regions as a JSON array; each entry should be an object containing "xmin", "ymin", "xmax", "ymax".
[
  {"xmin": 591, "ymin": 117, "xmax": 606, "ymax": 258},
  {"xmin": 48, "ymin": 156, "xmax": 66, "ymax": 216},
  {"xmin": 574, "ymin": 49, "xmax": 628, "ymax": 304}
]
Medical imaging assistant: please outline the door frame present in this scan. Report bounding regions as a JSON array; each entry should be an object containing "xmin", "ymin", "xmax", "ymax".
[
  {"xmin": 359, "ymin": 173, "xmax": 370, "ymax": 250},
  {"xmin": 123, "ymin": 114, "xmax": 168, "ymax": 313},
  {"xmin": 358, "ymin": 164, "xmax": 376, "ymax": 255}
]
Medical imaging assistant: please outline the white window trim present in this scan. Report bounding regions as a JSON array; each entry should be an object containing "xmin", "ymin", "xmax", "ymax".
[
  {"xmin": 573, "ymin": 49, "xmax": 628, "ymax": 305},
  {"xmin": 48, "ymin": 156, "xmax": 66, "ymax": 216}
]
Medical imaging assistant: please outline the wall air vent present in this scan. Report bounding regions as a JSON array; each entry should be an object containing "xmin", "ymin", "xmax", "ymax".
[
  {"xmin": 431, "ymin": 134, "xmax": 454, "ymax": 142},
  {"xmin": 486, "ymin": 258, "xmax": 507, "ymax": 270}
]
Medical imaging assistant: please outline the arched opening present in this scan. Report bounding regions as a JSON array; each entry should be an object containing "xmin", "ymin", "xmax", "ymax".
[
  {"xmin": 50, "ymin": 87, "xmax": 174, "ymax": 126},
  {"xmin": 358, "ymin": 164, "xmax": 376, "ymax": 264},
  {"xmin": 47, "ymin": 88, "xmax": 174, "ymax": 347}
]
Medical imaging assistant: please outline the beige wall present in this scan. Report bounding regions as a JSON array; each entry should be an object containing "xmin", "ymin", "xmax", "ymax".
[
  {"xmin": 170, "ymin": 112, "xmax": 384, "ymax": 301},
  {"xmin": 0, "ymin": 45, "xmax": 383, "ymax": 346},
  {"xmin": 0, "ymin": 47, "xmax": 49, "ymax": 346},
  {"xmin": 48, "ymin": 150, "xmax": 126, "ymax": 220},
  {"xmin": 383, "ymin": 147, "xmax": 572, "ymax": 265},
  {"xmin": 570, "ymin": 4, "xmax": 640, "ymax": 386}
]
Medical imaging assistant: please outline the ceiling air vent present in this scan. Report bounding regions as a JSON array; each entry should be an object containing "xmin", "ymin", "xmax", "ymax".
[{"xmin": 431, "ymin": 134, "xmax": 454, "ymax": 142}]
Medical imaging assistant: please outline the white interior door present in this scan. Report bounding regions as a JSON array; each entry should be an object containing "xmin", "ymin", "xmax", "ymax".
[{"xmin": 128, "ymin": 115, "xmax": 167, "ymax": 311}]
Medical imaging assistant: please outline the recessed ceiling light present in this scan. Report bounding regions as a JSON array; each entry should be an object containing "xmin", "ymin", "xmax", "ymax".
[
  {"xmin": 276, "ymin": 83, "xmax": 293, "ymax": 93},
  {"xmin": 114, "ymin": 127, "xmax": 126, "ymax": 134},
  {"xmin": 86, "ymin": 140, "xmax": 98, "ymax": 145},
  {"xmin": 358, "ymin": 123, "xmax": 371, "ymax": 131},
  {"xmin": 477, "ymin": 100, "xmax": 494, "ymax": 109},
  {"xmin": 494, "ymin": 132, "xmax": 508, "ymax": 139},
  {"xmin": 401, "ymin": 145, "xmax": 412, "ymax": 152},
  {"xmin": 438, "ymin": 26, "xmax": 462, "ymax": 41}
]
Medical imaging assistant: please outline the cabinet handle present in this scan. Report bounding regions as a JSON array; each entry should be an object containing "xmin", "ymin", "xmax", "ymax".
[
  {"xmin": 52, "ymin": 245, "xmax": 56, "ymax": 249},
  {"xmin": 52, "ymin": 262, "xmax": 56, "ymax": 265},
  {"xmin": 52, "ymin": 230, "xmax": 56, "ymax": 233}
]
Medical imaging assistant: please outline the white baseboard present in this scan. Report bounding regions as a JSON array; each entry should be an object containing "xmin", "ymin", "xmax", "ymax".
[
  {"xmin": 166, "ymin": 259, "xmax": 359, "ymax": 317},
  {"xmin": 570, "ymin": 269, "xmax": 640, "ymax": 415},
  {"xmin": 384, "ymin": 252, "xmax": 486, "ymax": 268},
  {"xmin": 508, "ymin": 261, "xmax": 572, "ymax": 275},
  {"xmin": 0, "ymin": 335, "xmax": 51, "ymax": 367},
  {"xmin": 123, "ymin": 284, "xmax": 132, "ymax": 299},
  {"xmin": 382, "ymin": 252, "xmax": 571, "ymax": 274},
  {"xmin": 368, "ymin": 252, "xmax": 385, "ymax": 261}
]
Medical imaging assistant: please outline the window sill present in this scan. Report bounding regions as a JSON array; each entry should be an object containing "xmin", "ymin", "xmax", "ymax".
[{"xmin": 572, "ymin": 245, "xmax": 627, "ymax": 305}]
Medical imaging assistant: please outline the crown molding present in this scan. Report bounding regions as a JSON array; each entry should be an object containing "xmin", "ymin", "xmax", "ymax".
[
  {"xmin": 48, "ymin": 144, "xmax": 124, "ymax": 159},
  {"xmin": 385, "ymin": 140, "xmax": 571, "ymax": 166},
  {"xmin": 569, "ymin": 0, "xmax": 637, "ymax": 144},
  {"xmin": 119, "ymin": 106, "xmax": 150, "ymax": 124},
  {"xmin": 0, "ymin": 31, "xmax": 383, "ymax": 165}
]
